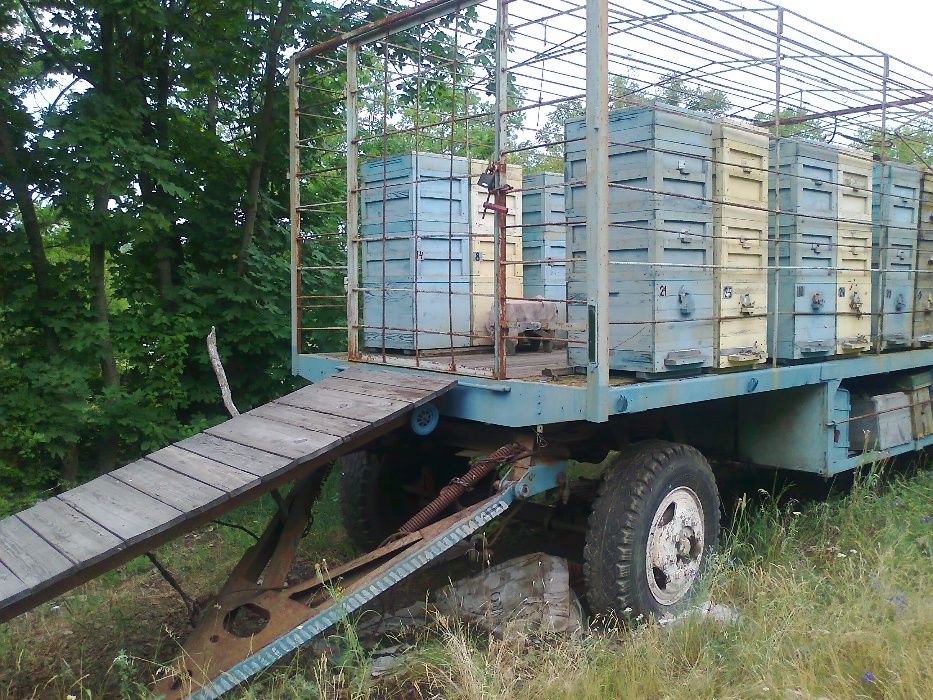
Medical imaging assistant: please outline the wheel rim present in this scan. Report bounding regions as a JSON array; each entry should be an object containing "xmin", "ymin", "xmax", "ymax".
[{"xmin": 645, "ymin": 486, "xmax": 705, "ymax": 606}]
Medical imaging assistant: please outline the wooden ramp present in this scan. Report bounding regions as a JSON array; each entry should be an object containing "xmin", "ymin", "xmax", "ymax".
[{"xmin": 0, "ymin": 367, "xmax": 456, "ymax": 623}]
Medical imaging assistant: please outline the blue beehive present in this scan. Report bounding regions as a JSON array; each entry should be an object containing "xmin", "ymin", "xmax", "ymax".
[
  {"xmin": 521, "ymin": 173, "xmax": 566, "ymax": 241},
  {"xmin": 521, "ymin": 173, "xmax": 567, "ymax": 307},
  {"xmin": 872, "ymin": 161, "xmax": 921, "ymax": 349},
  {"xmin": 564, "ymin": 106, "xmax": 715, "ymax": 375},
  {"xmin": 360, "ymin": 152, "xmax": 472, "ymax": 350},
  {"xmin": 768, "ymin": 139, "xmax": 838, "ymax": 360}
]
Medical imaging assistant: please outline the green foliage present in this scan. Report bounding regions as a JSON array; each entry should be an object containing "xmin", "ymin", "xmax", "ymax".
[{"xmin": 0, "ymin": 0, "xmax": 391, "ymax": 511}]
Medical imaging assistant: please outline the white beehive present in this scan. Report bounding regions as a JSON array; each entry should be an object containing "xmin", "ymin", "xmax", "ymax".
[
  {"xmin": 469, "ymin": 160, "xmax": 523, "ymax": 345},
  {"xmin": 712, "ymin": 122, "xmax": 769, "ymax": 368},
  {"xmin": 835, "ymin": 147, "xmax": 873, "ymax": 354}
]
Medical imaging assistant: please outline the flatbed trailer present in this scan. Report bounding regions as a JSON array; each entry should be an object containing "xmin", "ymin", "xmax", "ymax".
[{"xmin": 4, "ymin": 1, "xmax": 933, "ymax": 698}]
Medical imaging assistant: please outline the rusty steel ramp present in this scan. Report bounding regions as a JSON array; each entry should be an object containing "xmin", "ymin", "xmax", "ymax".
[{"xmin": 0, "ymin": 367, "xmax": 456, "ymax": 623}]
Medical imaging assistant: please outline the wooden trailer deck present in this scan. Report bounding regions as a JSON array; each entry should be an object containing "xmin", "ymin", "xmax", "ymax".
[{"xmin": 0, "ymin": 368, "xmax": 456, "ymax": 623}]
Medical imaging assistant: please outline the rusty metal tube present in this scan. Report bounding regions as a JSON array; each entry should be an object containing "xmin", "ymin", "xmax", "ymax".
[{"xmin": 395, "ymin": 443, "xmax": 527, "ymax": 536}]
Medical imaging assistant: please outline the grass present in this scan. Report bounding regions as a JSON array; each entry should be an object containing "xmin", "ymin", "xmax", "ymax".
[{"xmin": 1, "ymin": 464, "xmax": 931, "ymax": 699}]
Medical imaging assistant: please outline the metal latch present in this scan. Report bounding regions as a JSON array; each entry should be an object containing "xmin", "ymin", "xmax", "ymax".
[
  {"xmin": 679, "ymin": 228, "xmax": 692, "ymax": 244},
  {"xmin": 478, "ymin": 161, "xmax": 511, "ymax": 221},
  {"xmin": 741, "ymin": 159, "xmax": 752, "ymax": 174},
  {"xmin": 849, "ymin": 290, "xmax": 862, "ymax": 315},
  {"xmin": 739, "ymin": 293, "xmax": 755, "ymax": 315},
  {"xmin": 677, "ymin": 160, "xmax": 690, "ymax": 175},
  {"xmin": 895, "ymin": 293, "xmax": 906, "ymax": 311},
  {"xmin": 811, "ymin": 292, "xmax": 824, "ymax": 311},
  {"xmin": 678, "ymin": 286, "xmax": 695, "ymax": 316}
]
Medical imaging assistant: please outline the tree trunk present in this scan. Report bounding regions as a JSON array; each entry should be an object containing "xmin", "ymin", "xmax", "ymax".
[
  {"xmin": 92, "ymin": 9, "xmax": 120, "ymax": 473},
  {"xmin": 0, "ymin": 119, "xmax": 59, "ymax": 355},
  {"xmin": 235, "ymin": 0, "xmax": 293, "ymax": 277}
]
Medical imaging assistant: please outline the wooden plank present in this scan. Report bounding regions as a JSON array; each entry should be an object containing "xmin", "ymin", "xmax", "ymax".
[
  {"xmin": 250, "ymin": 402, "xmax": 369, "ymax": 437},
  {"xmin": 148, "ymin": 445, "xmax": 261, "ymax": 496},
  {"xmin": 0, "ymin": 560, "xmax": 25, "ymax": 602},
  {"xmin": 0, "ymin": 516, "xmax": 73, "ymax": 588},
  {"xmin": 111, "ymin": 459, "xmax": 227, "ymax": 514},
  {"xmin": 59, "ymin": 475, "xmax": 185, "ymax": 542},
  {"xmin": 336, "ymin": 366, "xmax": 456, "ymax": 392},
  {"xmin": 276, "ymin": 385, "xmax": 409, "ymax": 423},
  {"xmin": 174, "ymin": 434, "xmax": 291, "ymax": 478},
  {"xmin": 17, "ymin": 499, "xmax": 123, "ymax": 566},
  {"xmin": 317, "ymin": 376, "xmax": 433, "ymax": 403},
  {"xmin": 206, "ymin": 415, "xmax": 340, "ymax": 460}
]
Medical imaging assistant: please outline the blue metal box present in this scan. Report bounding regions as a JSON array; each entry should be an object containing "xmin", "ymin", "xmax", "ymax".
[
  {"xmin": 360, "ymin": 152, "xmax": 470, "ymax": 226},
  {"xmin": 914, "ymin": 168, "xmax": 933, "ymax": 346},
  {"xmin": 565, "ymin": 106, "xmax": 713, "ymax": 219},
  {"xmin": 522, "ymin": 173, "xmax": 566, "ymax": 242},
  {"xmin": 767, "ymin": 139, "xmax": 839, "ymax": 359},
  {"xmin": 360, "ymin": 152, "xmax": 473, "ymax": 350},
  {"xmin": 564, "ymin": 106, "xmax": 715, "ymax": 374},
  {"xmin": 523, "ymin": 239, "xmax": 566, "ymax": 286},
  {"xmin": 872, "ymin": 162, "xmax": 921, "ymax": 349},
  {"xmin": 362, "ymin": 279, "xmax": 471, "ymax": 351}
]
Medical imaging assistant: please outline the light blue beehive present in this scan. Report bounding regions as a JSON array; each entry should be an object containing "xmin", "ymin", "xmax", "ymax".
[
  {"xmin": 872, "ymin": 161, "xmax": 921, "ymax": 349},
  {"xmin": 522, "ymin": 173, "xmax": 567, "ymax": 308},
  {"xmin": 360, "ymin": 152, "xmax": 472, "ymax": 350},
  {"xmin": 564, "ymin": 106, "xmax": 715, "ymax": 375},
  {"xmin": 767, "ymin": 139, "xmax": 839, "ymax": 360}
]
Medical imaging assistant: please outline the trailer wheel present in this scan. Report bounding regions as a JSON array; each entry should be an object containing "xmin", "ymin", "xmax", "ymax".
[
  {"xmin": 338, "ymin": 445, "xmax": 468, "ymax": 552},
  {"xmin": 583, "ymin": 440, "xmax": 720, "ymax": 622}
]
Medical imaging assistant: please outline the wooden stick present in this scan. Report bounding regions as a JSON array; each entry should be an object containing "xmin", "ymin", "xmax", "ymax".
[{"xmin": 207, "ymin": 326, "xmax": 240, "ymax": 417}]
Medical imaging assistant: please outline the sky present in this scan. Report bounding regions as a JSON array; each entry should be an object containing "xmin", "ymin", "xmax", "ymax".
[{"xmin": 776, "ymin": 0, "xmax": 933, "ymax": 73}]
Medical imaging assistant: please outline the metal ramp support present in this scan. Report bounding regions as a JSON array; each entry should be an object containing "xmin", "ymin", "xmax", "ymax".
[
  {"xmin": 161, "ymin": 456, "xmax": 567, "ymax": 699},
  {"xmin": 0, "ymin": 367, "xmax": 457, "ymax": 623}
]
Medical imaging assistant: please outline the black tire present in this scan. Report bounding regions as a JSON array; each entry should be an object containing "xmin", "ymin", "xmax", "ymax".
[
  {"xmin": 338, "ymin": 444, "xmax": 468, "ymax": 552},
  {"xmin": 583, "ymin": 440, "xmax": 720, "ymax": 621}
]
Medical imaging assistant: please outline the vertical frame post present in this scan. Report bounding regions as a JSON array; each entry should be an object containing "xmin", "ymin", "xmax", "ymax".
[
  {"xmin": 289, "ymin": 58, "xmax": 301, "ymax": 372},
  {"xmin": 876, "ymin": 53, "xmax": 890, "ymax": 353},
  {"xmin": 585, "ymin": 0, "xmax": 609, "ymax": 422},
  {"xmin": 493, "ymin": 0, "xmax": 509, "ymax": 379},
  {"xmin": 770, "ymin": 8, "xmax": 783, "ymax": 369},
  {"xmin": 346, "ymin": 42, "xmax": 360, "ymax": 360}
]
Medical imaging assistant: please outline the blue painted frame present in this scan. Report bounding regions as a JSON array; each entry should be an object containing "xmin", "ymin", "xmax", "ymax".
[{"xmin": 297, "ymin": 350, "xmax": 933, "ymax": 425}]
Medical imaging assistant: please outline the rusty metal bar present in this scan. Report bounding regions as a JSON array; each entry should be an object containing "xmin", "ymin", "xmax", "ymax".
[
  {"xmin": 346, "ymin": 42, "xmax": 360, "ymax": 360},
  {"xmin": 293, "ymin": 0, "xmax": 485, "ymax": 63},
  {"xmin": 289, "ymin": 59, "xmax": 301, "ymax": 366},
  {"xmin": 494, "ymin": 0, "xmax": 509, "ymax": 380},
  {"xmin": 753, "ymin": 93, "xmax": 933, "ymax": 127},
  {"xmin": 769, "ymin": 7, "xmax": 782, "ymax": 370}
]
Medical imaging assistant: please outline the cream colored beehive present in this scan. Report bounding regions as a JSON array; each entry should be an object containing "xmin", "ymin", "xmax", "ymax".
[
  {"xmin": 469, "ymin": 160, "xmax": 523, "ymax": 345},
  {"xmin": 835, "ymin": 147, "xmax": 873, "ymax": 353},
  {"xmin": 712, "ymin": 122, "xmax": 769, "ymax": 368},
  {"xmin": 913, "ymin": 168, "xmax": 933, "ymax": 345}
]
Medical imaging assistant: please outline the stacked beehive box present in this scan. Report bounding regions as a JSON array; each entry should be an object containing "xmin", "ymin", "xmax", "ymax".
[
  {"xmin": 360, "ymin": 152, "xmax": 472, "ymax": 350},
  {"xmin": 468, "ymin": 160, "xmax": 523, "ymax": 345},
  {"xmin": 872, "ymin": 161, "xmax": 922, "ymax": 349},
  {"xmin": 711, "ymin": 122, "xmax": 769, "ymax": 368},
  {"xmin": 912, "ymin": 167, "xmax": 933, "ymax": 345},
  {"xmin": 521, "ymin": 172, "xmax": 567, "ymax": 311},
  {"xmin": 835, "ymin": 147, "xmax": 874, "ymax": 354},
  {"xmin": 565, "ymin": 106, "xmax": 715, "ymax": 375},
  {"xmin": 768, "ymin": 139, "xmax": 838, "ymax": 360}
]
